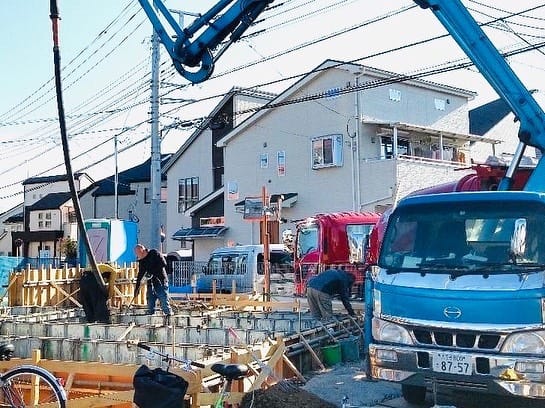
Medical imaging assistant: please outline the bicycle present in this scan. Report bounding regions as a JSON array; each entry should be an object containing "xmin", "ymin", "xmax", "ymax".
[
  {"xmin": 131, "ymin": 341, "xmax": 250, "ymax": 408},
  {"xmin": 209, "ymin": 361, "xmax": 250, "ymax": 408},
  {"xmin": 0, "ymin": 342, "xmax": 67, "ymax": 407}
]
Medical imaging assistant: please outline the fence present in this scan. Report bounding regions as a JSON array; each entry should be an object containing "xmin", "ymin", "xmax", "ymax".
[
  {"xmin": 169, "ymin": 261, "xmax": 204, "ymax": 292},
  {"xmin": 169, "ymin": 261, "xmax": 295, "ymax": 295}
]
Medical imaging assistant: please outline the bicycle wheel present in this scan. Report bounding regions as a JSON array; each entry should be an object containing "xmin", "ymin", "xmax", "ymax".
[{"xmin": 0, "ymin": 365, "xmax": 67, "ymax": 408}]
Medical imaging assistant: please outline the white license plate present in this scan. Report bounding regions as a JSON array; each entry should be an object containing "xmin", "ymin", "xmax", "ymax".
[{"xmin": 432, "ymin": 352, "xmax": 472, "ymax": 375}]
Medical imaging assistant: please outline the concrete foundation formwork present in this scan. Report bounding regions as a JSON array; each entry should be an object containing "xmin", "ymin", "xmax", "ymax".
[
  {"xmin": 0, "ymin": 302, "xmax": 363, "ymax": 407},
  {"xmin": 0, "ymin": 305, "xmax": 363, "ymax": 368}
]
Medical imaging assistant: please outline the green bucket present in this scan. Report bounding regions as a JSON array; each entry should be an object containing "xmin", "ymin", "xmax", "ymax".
[
  {"xmin": 321, "ymin": 343, "xmax": 342, "ymax": 367},
  {"xmin": 339, "ymin": 336, "xmax": 360, "ymax": 362}
]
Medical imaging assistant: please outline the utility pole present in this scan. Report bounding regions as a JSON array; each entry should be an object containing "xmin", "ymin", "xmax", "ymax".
[
  {"xmin": 149, "ymin": 14, "xmax": 161, "ymax": 250},
  {"xmin": 114, "ymin": 134, "xmax": 118, "ymax": 219},
  {"xmin": 149, "ymin": 8, "xmax": 198, "ymax": 251},
  {"xmin": 261, "ymin": 186, "xmax": 270, "ymax": 302}
]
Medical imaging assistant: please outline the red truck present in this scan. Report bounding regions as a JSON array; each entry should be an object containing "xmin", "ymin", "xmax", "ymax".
[{"xmin": 293, "ymin": 211, "xmax": 381, "ymax": 297}]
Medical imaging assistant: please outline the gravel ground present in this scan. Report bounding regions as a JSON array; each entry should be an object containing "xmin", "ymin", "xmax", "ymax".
[{"xmin": 302, "ymin": 362, "xmax": 402, "ymax": 408}]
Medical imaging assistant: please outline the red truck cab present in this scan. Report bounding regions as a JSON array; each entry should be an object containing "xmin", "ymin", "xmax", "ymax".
[{"xmin": 293, "ymin": 211, "xmax": 381, "ymax": 297}]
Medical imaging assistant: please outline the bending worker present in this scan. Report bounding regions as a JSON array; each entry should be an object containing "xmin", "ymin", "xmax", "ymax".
[
  {"xmin": 306, "ymin": 268, "xmax": 356, "ymax": 321},
  {"xmin": 134, "ymin": 244, "xmax": 173, "ymax": 325}
]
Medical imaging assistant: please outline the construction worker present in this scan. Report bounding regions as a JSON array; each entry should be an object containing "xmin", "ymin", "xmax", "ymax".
[
  {"xmin": 306, "ymin": 268, "xmax": 356, "ymax": 321},
  {"xmin": 134, "ymin": 244, "xmax": 172, "ymax": 325}
]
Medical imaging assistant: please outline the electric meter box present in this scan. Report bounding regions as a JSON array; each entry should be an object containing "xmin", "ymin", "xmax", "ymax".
[{"xmin": 79, "ymin": 219, "xmax": 138, "ymax": 267}]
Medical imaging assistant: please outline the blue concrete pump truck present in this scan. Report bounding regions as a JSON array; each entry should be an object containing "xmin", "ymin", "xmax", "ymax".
[{"xmin": 366, "ymin": 0, "xmax": 545, "ymax": 404}]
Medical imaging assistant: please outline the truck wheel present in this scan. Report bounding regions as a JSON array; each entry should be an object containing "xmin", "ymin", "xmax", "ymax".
[{"xmin": 401, "ymin": 384, "xmax": 426, "ymax": 404}]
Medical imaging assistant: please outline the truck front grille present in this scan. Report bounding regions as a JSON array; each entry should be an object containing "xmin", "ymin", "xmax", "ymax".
[{"xmin": 413, "ymin": 329, "xmax": 500, "ymax": 350}]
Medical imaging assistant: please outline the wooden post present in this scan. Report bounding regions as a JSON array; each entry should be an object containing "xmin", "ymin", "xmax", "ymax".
[{"xmin": 31, "ymin": 349, "xmax": 41, "ymax": 404}]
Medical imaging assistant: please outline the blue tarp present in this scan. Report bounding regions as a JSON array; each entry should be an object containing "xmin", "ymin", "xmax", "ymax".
[
  {"xmin": 0, "ymin": 257, "xmax": 25, "ymax": 287},
  {"xmin": 0, "ymin": 257, "xmax": 79, "ymax": 287}
]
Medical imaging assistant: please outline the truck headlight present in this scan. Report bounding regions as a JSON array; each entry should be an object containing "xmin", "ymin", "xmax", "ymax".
[
  {"xmin": 502, "ymin": 331, "xmax": 545, "ymax": 354},
  {"xmin": 372, "ymin": 318, "xmax": 413, "ymax": 345}
]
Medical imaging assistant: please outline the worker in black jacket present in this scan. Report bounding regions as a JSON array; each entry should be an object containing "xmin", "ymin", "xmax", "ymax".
[
  {"xmin": 134, "ymin": 244, "xmax": 172, "ymax": 325},
  {"xmin": 306, "ymin": 268, "xmax": 356, "ymax": 321}
]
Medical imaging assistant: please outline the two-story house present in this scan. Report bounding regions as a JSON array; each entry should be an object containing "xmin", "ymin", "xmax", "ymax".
[
  {"xmin": 163, "ymin": 87, "xmax": 276, "ymax": 259},
  {"xmin": 0, "ymin": 204, "xmax": 24, "ymax": 256},
  {"xmin": 12, "ymin": 173, "xmax": 93, "ymax": 258},
  {"xmin": 206, "ymin": 60, "xmax": 500, "ymax": 252}
]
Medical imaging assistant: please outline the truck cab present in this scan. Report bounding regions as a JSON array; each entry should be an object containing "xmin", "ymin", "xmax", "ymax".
[
  {"xmin": 294, "ymin": 212, "xmax": 380, "ymax": 297},
  {"xmin": 367, "ymin": 0, "xmax": 545, "ymax": 401},
  {"xmin": 370, "ymin": 191, "xmax": 545, "ymax": 402}
]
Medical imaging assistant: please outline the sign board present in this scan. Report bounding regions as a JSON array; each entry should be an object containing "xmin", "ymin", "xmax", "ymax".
[
  {"xmin": 243, "ymin": 198, "xmax": 263, "ymax": 220},
  {"xmin": 200, "ymin": 216, "xmax": 225, "ymax": 227}
]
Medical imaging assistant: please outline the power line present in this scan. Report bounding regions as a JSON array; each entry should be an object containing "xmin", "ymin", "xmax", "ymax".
[{"xmin": 2, "ymin": 1, "xmax": 544, "ymax": 201}]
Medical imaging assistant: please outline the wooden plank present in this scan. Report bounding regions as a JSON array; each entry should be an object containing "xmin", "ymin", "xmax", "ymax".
[
  {"xmin": 115, "ymin": 323, "xmax": 135, "ymax": 341},
  {"xmin": 299, "ymin": 335, "xmax": 325, "ymax": 371},
  {"xmin": 65, "ymin": 390, "xmax": 134, "ymax": 407},
  {"xmin": 196, "ymin": 391, "xmax": 245, "ymax": 406},
  {"xmin": 282, "ymin": 354, "xmax": 306, "ymax": 383},
  {"xmin": 0, "ymin": 274, "xmax": 19, "ymax": 304},
  {"xmin": 249, "ymin": 342, "xmax": 285, "ymax": 390},
  {"xmin": 51, "ymin": 285, "xmax": 81, "ymax": 308}
]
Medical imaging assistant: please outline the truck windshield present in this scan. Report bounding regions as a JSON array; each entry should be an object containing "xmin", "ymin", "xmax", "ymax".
[
  {"xmin": 296, "ymin": 223, "xmax": 318, "ymax": 257},
  {"xmin": 378, "ymin": 200, "xmax": 545, "ymax": 275},
  {"xmin": 206, "ymin": 253, "xmax": 248, "ymax": 275},
  {"xmin": 347, "ymin": 224, "xmax": 375, "ymax": 263}
]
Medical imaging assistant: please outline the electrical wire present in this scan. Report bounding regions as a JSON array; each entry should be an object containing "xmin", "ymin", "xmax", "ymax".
[{"xmin": 1, "ymin": 1, "xmax": 544, "ymax": 202}]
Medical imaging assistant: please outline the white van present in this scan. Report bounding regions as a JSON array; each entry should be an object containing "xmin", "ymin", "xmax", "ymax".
[{"xmin": 199, "ymin": 244, "xmax": 294, "ymax": 295}]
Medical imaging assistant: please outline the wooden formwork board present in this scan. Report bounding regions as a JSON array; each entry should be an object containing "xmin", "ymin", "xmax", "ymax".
[{"xmin": 8, "ymin": 264, "xmax": 147, "ymax": 308}]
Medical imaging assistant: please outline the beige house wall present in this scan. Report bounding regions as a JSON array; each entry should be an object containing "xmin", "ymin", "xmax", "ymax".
[{"xmin": 220, "ymin": 63, "xmax": 477, "ymax": 247}]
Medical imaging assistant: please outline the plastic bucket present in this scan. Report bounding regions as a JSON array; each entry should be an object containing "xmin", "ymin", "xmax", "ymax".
[
  {"xmin": 321, "ymin": 343, "xmax": 342, "ymax": 366},
  {"xmin": 339, "ymin": 336, "xmax": 360, "ymax": 362}
]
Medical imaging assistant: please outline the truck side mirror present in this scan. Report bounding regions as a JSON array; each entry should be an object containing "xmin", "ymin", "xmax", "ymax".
[{"xmin": 510, "ymin": 218, "xmax": 527, "ymax": 260}]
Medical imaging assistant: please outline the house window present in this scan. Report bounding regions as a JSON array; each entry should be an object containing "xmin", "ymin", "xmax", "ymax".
[
  {"xmin": 38, "ymin": 213, "xmax": 43, "ymax": 219},
  {"xmin": 45, "ymin": 212, "xmax": 51, "ymax": 220},
  {"xmin": 434, "ymin": 98, "xmax": 446, "ymax": 111},
  {"xmin": 144, "ymin": 187, "xmax": 168, "ymax": 204},
  {"xmin": 38, "ymin": 221, "xmax": 43, "ymax": 228},
  {"xmin": 389, "ymin": 88, "xmax": 402, "ymax": 102},
  {"xmin": 178, "ymin": 177, "xmax": 199, "ymax": 212},
  {"xmin": 45, "ymin": 221, "xmax": 51, "ymax": 228},
  {"xmin": 311, "ymin": 134, "xmax": 343, "ymax": 169},
  {"xmin": 381, "ymin": 136, "xmax": 410, "ymax": 159}
]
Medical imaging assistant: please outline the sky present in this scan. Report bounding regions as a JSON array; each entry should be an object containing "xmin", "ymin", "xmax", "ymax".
[{"xmin": 1, "ymin": 0, "xmax": 545, "ymax": 213}]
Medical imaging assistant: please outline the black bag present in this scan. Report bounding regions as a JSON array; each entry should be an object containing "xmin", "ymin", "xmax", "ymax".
[{"xmin": 133, "ymin": 364, "xmax": 189, "ymax": 408}]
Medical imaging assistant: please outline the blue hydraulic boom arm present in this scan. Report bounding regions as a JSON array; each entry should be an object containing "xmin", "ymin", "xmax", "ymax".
[
  {"xmin": 415, "ymin": 0, "xmax": 545, "ymax": 192},
  {"xmin": 138, "ymin": 0, "xmax": 272, "ymax": 84}
]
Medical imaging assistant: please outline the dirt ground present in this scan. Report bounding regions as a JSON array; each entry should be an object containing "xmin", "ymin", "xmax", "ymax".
[
  {"xmin": 239, "ymin": 361, "xmax": 401, "ymax": 408},
  {"xmin": 240, "ymin": 383, "xmax": 337, "ymax": 408}
]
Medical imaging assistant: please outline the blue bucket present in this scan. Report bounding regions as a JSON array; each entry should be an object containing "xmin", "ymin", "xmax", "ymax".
[{"xmin": 339, "ymin": 336, "xmax": 360, "ymax": 362}]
